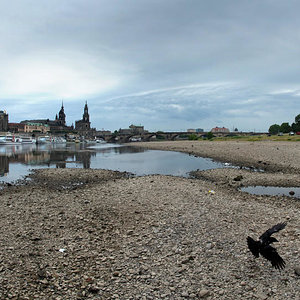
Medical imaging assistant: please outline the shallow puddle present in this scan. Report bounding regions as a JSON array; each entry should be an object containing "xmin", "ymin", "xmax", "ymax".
[{"xmin": 240, "ymin": 186, "xmax": 300, "ymax": 198}]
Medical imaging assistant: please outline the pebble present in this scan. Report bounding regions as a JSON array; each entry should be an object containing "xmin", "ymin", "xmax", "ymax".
[
  {"xmin": 181, "ymin": 291, "xmax": 189, "ymax": 297},
  {"xmin": 198, "ymin": 289, "xmax": 209, "ymax": 298},
  {"xmin": 294, "ymin": 267, "xmax": 300, "ymax": 276},
  {"xmin": 206, "ymin": 243, "xmax": 213, "ymax": 249}
]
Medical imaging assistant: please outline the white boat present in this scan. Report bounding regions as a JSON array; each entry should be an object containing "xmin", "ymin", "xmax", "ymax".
[
  {"xmin": 130, "ymin": 137, "xmax": 142, "ymax": 142},
  {"xmin": 96, "ymin": 139, "xmax": 106, "ymax": 143},
  {"xmin": 85, "ymin": 139, "xmax": 96, "ymax": 144},
  {"xmin": 19, "ymin": 136, "xmax": 35, "ymax": 144},
  {"xmin": 0, "ymin": 134, "xmax": 22, "ymax": 145},
  {"xmin": 36, "ymin": 136, "xmax": 51, "ymax": 144},
  {"xmin": 53, "ymin": 136, "xmax": 67, "ymax": 144}
]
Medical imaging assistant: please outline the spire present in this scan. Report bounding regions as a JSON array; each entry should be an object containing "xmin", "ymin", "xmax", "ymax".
[
  {"xmin": 58, "ymin": 101, "xmax": 66, "ymax": 125},
  {"xmin": 83, "ymin": 101, "xmax": 90, "ymax": 123}
]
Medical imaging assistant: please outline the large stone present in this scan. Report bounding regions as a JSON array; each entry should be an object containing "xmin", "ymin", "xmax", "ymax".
[
  {"xmin": 294, "ymin": 267, "xmax": 300, "ymax": 276},
  {"xmin": 198, "ymin": 289, "xmax": 209, "ymax": 298}
]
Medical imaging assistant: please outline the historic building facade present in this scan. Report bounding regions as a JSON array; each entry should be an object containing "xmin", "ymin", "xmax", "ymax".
[
  {"xmin": 8, "ymin": 123, "xmax": 25, "ymax": 133},
  {"xmin": 21, "ymin": 103, "xmax": 73, "ymax": 133},
  {"xmin": 0, "ymin": 110, "xmax": 8, "ymax": 132},
  {"xmin": 55, "ymin": 103, "xmax": 66, "ymax": 126},
  {"xmin": 75, "ymin": 102, "xmax": 96, "ymax": 137},
  {"xmin": 118, "ymin": 124, "xmax": 146, "ymax": 135},
  {"xmin": 5, "ymin": 102, "xmax": 98, "ymax": 137},
  {"xmin": 75, "ymin": 102, "xmax": 90, "ymax": 131},
  {"xmin": 24, "ymin": 123, "xmax": 50, "ymax": 133},
  {"xmin": 211, "ymin": 126, "xmax": 230, "ymax": 133}
]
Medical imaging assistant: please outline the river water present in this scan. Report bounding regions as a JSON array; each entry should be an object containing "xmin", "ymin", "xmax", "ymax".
[{"xmin": 0, "ymin": 142, "xmax": 224, "ymax": 183}]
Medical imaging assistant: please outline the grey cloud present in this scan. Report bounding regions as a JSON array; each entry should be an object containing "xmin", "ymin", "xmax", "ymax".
[{"xmin": 1, "ymin": 0, "xmax": 300, "ymax": 131}]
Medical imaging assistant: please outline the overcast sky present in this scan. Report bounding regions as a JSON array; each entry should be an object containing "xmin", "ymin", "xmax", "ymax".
[{"xmin": 1, "ymin": 0, "xmax": 300, "ymax": 132}]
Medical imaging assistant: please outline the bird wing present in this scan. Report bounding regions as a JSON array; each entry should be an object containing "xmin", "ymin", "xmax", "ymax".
[
  {"xmin": 260, "ymin": 245, "xmax": 286, "ymax": 270},
  {"xmin": 259, "ymin": 222, "xmax": 287, "ymax": 242},
  {"xmin": 247, "ymin": 236, "xmax": 260, "ymax": 258}
]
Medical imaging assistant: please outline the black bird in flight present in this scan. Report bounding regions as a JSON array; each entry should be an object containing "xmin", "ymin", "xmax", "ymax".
[{"xmin": 247, "ymin": 222, "xmax": 287, "ymax": 270}]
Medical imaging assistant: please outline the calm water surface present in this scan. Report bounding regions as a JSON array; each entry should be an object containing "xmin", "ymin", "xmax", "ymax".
[
  {"xmin": 241, "ymin": 186, "xmax": 300, "ymax": 198},
  {"xmin": 0, "ymin": 143, "xmax": 224, "ymax": 183}
]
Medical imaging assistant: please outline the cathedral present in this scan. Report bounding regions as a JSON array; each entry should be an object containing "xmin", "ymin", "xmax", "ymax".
[
  {"xmin": 55, "ymin": 103, "xmax": 66, "ymax": 126},
  {"xmin": 75, "ymin": 102, "xmax": 96, "ymax": 137}
]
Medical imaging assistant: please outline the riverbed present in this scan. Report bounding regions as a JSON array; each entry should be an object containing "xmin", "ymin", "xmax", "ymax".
[{"xmin": 0, "ymin": 140, "xmax": 299, "ymax": 299}]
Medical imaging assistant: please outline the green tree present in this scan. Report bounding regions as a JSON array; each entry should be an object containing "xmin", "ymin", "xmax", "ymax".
[
  {"xmin": 280, "ymin": 122, "xmax": 291, "ymax": 133},
  {"xmin": 268, "ymin": 124, "xmax": 280, "ymax": 134},
  {"xmin": 206, "ymin": 132, "xmax": 214, "ymax": 139},
  {"xmin": 291, "ymin": 122, "xmax": 300, "ymax": 132},
  {"xmin": 188, "ymin": 134, "xmax": 198, "ymax": 140},
  {"xmin": 291, "ymin": 114, "xmax": 300, "ymax": 132}
]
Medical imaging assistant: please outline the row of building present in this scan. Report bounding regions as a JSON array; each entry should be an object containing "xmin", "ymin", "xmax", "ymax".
[
  {"xmin": 1, "ymin": 103, "xmax": 231, "ymax": 137},
  {"xmin": 187, "ymin": 126, "xmax": 230, "ymax": 133},
  {"xmin": 0, "ymin": 102, "xmax": 97, "ymax": 137}
]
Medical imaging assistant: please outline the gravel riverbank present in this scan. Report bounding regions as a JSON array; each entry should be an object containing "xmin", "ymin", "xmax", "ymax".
[
  {"xmin": 0, "ymin": 141, "xmax": 299, "ymax": 299},
  {"xmin": 129, "ymin": 140, "xmax": 300, "ymax": 173}
]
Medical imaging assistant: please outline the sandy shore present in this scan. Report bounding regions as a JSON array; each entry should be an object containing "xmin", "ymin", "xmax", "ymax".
[{"xmin": 0, "ymin": 141, "xmax": 299, "ymax": 299}]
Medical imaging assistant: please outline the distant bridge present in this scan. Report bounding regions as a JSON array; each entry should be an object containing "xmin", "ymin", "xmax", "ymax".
[
  {"xmin": 95, "ymin": 131, "xmax": 196, "ymax": 143},
  {"xmin": 95, "ymin": 131, "xmax": 264, "ymax": 143}
]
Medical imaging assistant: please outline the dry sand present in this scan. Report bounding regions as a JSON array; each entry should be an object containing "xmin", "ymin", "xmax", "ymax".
[{"xmin": 0, "ymin": 141, "xmax": 299, "ymax": 299}]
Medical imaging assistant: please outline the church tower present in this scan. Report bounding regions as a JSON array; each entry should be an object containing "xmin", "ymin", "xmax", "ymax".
[
  {"xmin": 58, "ymin": 102, "xmax": 66, "ymax": 126},
  {"xmin": 0, "ymin": 110, "xmax": 8, "ymax": 131},
  {"xmin": 75, "ymin": 101, "xmax": 91, "ymax": 132},
  {"xmin": 82, "ymin": 101, "xmax": 90, "ymax": 123}
]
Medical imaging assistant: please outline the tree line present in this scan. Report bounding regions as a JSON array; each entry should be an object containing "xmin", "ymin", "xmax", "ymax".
[{"xmin": 269, "ymin": 114, "xmax": 300, "ymax": 134}]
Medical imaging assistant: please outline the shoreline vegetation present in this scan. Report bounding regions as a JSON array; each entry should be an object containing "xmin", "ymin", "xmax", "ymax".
[{"xmin": 0, "ymin": 140, "xmax": 299, "ymax": 299}]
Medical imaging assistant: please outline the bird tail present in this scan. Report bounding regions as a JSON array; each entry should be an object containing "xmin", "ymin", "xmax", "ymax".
[{"xmin": 247, "ymin": 236, "xmax": 260, "ymax": 258}]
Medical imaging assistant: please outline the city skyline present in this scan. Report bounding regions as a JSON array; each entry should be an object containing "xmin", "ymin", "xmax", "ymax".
[{"xmin": 1, "ymin": 1, "xmax": 300, "ymax": 132}]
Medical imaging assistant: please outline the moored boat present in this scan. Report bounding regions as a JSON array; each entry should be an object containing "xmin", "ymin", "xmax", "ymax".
[
  {"xmin": 52, "ymin": 136, "xmax": 67, "ymax": 144},
  {"xmin": 96, "ymin": 139, "xmax": 106, "ymax": 143},
  {"xmin": 36, "ymin": 136, "xmax": 51, "ymax": 144},
  {"xmin": 0, "ymin": 134, "xmax": 22, "ymax": 145},
  {"xmin": 19, "ymin": 136, "xmax": 35, "ymax": 144}
]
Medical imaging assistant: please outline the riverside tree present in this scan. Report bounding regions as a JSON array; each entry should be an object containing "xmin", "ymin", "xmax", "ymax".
[
  {"xmin": 291, "ymin": 114, "xmax": 300, "ymax": 132},
  {"xmin": 268, "ymin": 113, "xmax": 300, "ymax": 134},
  {"xmin": 268, "ymin": 124, "xmax": 280, "ymax": 134},
  {"xmin": 280, "ymin": 122, "xmax": 291, "ymax": 133}
]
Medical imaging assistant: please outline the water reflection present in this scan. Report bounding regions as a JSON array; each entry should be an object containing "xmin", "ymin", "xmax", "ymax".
[
  {"xmin": 0, "ymin": 144, "xmax": 95, "ymax": 169},
  {"xmin": 0, "ymin": 156, "xmax": 9, "ymax": 177},
  {"xmin": 0, "ymin": 143, "xmax": 224, "ymax": 183}
]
